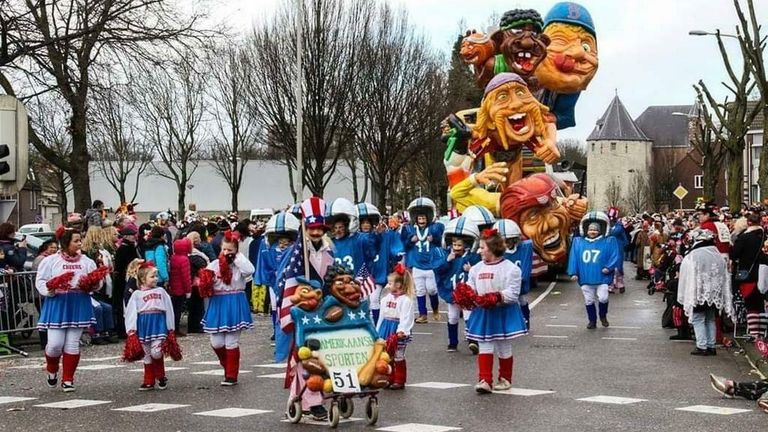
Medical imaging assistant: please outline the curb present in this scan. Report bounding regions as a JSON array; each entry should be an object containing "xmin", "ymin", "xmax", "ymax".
[{"xmin": 734, "ymin": 337, "xmax": 768, "ymax": 379}]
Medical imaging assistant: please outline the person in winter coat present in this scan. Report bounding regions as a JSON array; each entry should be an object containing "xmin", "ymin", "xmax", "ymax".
[
  {"xmin": 186, "ymin": 232, "xmax": 210, "ymax": 333},
  {"xmin": 168, "ymin": 238, "xmax": 193, "ymax": 335},
  {"xmin": 113, "ymin": 226, "xmax": 141, "ymax": 337},
  {"xmin": 189, "ymin": 222, "xmax": 217, "ymax": 261},
  {"xmin": 730, "ymin": 211, "xmax": 766, "ymax": 336},
  {"xmin": 142, "ymin": 226, "xmax": 169, "ymax": 287},
  {"xmin": 0, "ymin": 222, "xmax": 27, "ymax": 272},
  {"xmin": 84, "ymin": 200, "xmax": 105, "ymax": 231}
]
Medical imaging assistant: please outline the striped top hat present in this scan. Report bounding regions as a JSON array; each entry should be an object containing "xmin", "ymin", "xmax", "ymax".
[{"xmin": 301, "ymin": 196, "xmax": 328, "ymax": 230}]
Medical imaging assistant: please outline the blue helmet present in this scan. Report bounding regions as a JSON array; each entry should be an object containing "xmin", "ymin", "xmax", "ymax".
[
  {"xmin": 462, "ymin": 205, "xmax": 496, "ymax": 230},
  {"xmin": 544, "ymin": 2, "xmax": 595, "ymax": 36},
  {"xmin": 355, "ymin": 202, "xmax": 381, "ymax": 225}
]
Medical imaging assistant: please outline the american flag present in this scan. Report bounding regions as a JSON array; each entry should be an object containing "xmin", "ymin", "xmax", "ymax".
[
  {"xmin": 531, "ymin": 252, "xmax": 549, "ymax": 277},
  {"xmin": 356, "ymin": 262, "xmax": 376, "ymax": 298},
  {"xmin": 276, "ymin": 228, "xmax": 306, "ymax": 333}
]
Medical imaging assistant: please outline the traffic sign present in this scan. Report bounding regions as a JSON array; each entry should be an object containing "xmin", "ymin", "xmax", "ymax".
[
  {"xmin": 673, "ymin": 185, "xmax": 688, "ymax": 200},
  {"xmin": 0, "ymin": 96, "xmax": 29, "ymax": 195}
]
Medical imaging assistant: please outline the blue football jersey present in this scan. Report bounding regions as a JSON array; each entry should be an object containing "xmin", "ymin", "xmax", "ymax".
[
  {"xmin": 332, "ymin": 231, "xmax": 378, "ymax": 273},
  {"xmin": 567, "ymin": 236, "xmax": 621, "ymax": 285},
  {"xmin": 370, "ymin": 229, "xmax": 404, "ymax": 285},
  {"xmin": 401, "ymin": 223, "xmax": 445, "ymax": 270},
  {"xmin": 504, "ymin": 239, "xmax": 533, "ymax": 295},
  {"xmin": 435, "ymin": 249, "xmax": 480, "ymax": 303}
]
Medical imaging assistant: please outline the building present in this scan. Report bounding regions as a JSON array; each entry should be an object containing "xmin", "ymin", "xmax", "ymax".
[{"xmin": 743, "ymin": 101, "xmax": 764, "ymax": 204}]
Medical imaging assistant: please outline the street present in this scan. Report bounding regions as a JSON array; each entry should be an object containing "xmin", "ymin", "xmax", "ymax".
[{"xmin": 1, "ymin": 267, "xmax": 764, "ymax": 432}]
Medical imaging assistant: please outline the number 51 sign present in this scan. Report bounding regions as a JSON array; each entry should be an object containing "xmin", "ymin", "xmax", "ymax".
[{"xmin": 330, "ymin": 368, "xmax": 362, "ymax": 393}]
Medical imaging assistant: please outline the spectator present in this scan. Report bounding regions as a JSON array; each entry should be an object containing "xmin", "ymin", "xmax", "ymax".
[
  {"xmin": 189, "ymin": 222, "xmax": 217, "ymax": 261},
  {"xmin": 142, "ymin": 226, "xmax": 169, "ymax": 287},
  {"xmin": 113, "ymin": 226, "xmax": 141, "ymax": 338},
  {"xmin": 709, "ymin": 374, "xmax": 768, "ymax": 412},
  {"xmin": 730, "ymin": 211, "xmax": 767, "ymax": 336},
  {"xmin": 211, "ymin": 219, "xmax": 230, "ymax": 256},
  {"xmin": 168, "ymin": 238, "xmax": 192, "ymax": 336},
  {"xmin": 84, "ymin": 200, "xmax": 105, "ymax": 231},
  {"xmin": 32, "ymin": 239, "xmax": 58, "ymax": 271},
  {"xmin": 186, "ymin": 231, "xmax": 210, "ymax": 333},
  {"xmin": 0, "ymin": 222, "xmax": 27, "ymax": 272}
]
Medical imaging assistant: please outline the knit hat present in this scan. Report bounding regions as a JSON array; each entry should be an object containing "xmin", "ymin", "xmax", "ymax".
[{"xmin": 484, "ymin": 72, "xmax": 528, "ymax": 96}]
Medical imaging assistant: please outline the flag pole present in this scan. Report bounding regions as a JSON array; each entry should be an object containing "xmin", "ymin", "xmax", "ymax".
[{"xmin": 301, "ymin": 217, "xmax": 310, "ymax": 279}]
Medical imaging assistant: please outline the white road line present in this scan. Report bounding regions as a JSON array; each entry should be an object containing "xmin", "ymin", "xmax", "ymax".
[
  {"xmin": 0, "ymin": 397, "xmax": 37, "ymax": 404},
  {"xmin": 82, "ymin": 356, "xmax": 122, "ymax": 362},
  {"xmin": 191, "ymin": 370, "xmax": 252, "ymax": 376},
  {"xmin": 113, "ymin": 403, "xmax": 190, "ymax": 412},
  {"xmin": 407, "ymin": 382, "xmax": 471, "ymax": 389},
  {"xmin": 529, "ymin": 281, "xmax": 557, "ymax": 309},
  {"xmin": 675, "ymin": 405, "xmax": 752, "ymax": 415},
  {"xmin": 609, "ymin": 326, "xmax": 642, "ymax": 330},
  {"xmin": 193, "ymin": 408, "xmax": 272, "ymax": 418},
  {"xmin": 377, "ymin": 424, "xmax": 462, "ymax": 432},
  {"xmin": 601, "ymin": 337, "xmax": 637, "ymax": 341},
  {"xmin": 492, "ymin": 388, "xmax": 555, "ymax": 396},
  {"xmin": 252, "ymin": 363, "xmax": 286, "ymax": 368},
  {"xmin": 577, "ymin": 395, "xmax": 646, "ymax": 404},
  {"xmin": 35, "ymin": 399, "xmax": 112, "ymax": 409},
  {"xmin": 532, "ymin": 335, "xmax": 569, "ymax": 339},
  {"xmin": 412, "ymin": 332, "xmax": 433, "ymax": 335},
  {"xmin": 545, "ymin": 324, "xmax": 578, "ymax": 328}
]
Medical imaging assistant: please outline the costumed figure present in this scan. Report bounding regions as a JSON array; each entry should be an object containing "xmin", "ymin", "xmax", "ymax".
[
  {"xmin": 462, "ymin": 205, "xmax": 497, "ymax": 231},
  {"xmin": 697, "ymin": 203, "xmax": 731, "ymax": 257},
  {"xmin": 199, "ymin": 230, "xmax": 255, "ymax": 386},
  {"xmin": 401, "ymin": 197, "xmax": 445, "ymax": 324},
  {"xmin": 607, "ymin": 207, "xmax": 628, "ymax": 293},
  {"xmin": 567, "ymin": 211, "xmax": 621, "ymax": 329},
  {"xmin": 35, "ymin": 227, "xmax": 105, "ymax": 392},
  {"xmin": 485, "ymin": 9, "xmax": 550, "ymax": 86},
  {"xmin": 460, "ymin": 30, "xmax": 497, "ymax": 88},
  {"xmin": 495, "ymin": 219, "xmax": 534, "ymax": 329},
  {"xmin": 327, "ymin": 198, "xmax": 381, "ymax": 274},
  {"xmin": 436, "ymin": 216, "xmax": 481, "ymax": 353},
  {"xmin": 534, "ymin": 2, "xmax": 599, "ymax": 129},
  {"xmin": 677, "ymin": 229, "xmax": 734, "ymax": 356},
  {"xmin": 123, "ymin": 262, "xmax": 182, "ymax": 391},
  {"xmin": 500, "ymin": 172, "xmax": 587, "ymax": 263},
  {"xmin": 377, "ymin": 263, "xmax": 416, "ymax": 389},
  {"xmin": 356, "ymin": 202, "xmax": 404, "ymax": 325}
]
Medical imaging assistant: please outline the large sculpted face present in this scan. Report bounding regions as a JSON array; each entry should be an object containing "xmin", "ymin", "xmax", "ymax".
[
  {"xmin": 330, "ymin": 274, "xmax": 362, "ymax": 308},
  {"xmin": 477, "ymin": 80, "xmax": 549, "ymax": 150},
  {"xmin": 535, "ymin": 23, "xmax": 598, "ymax": 93},
  {"xmin": 460, "ymin": 32, "xmax": 496, "ymax": 67},
  {"xmin": 498, "ymin": 24, "xmax": 549, "ymax": 77},
  {"xmin": 518, "ymin": 201, "xmax": 570, "ymax": 263}
]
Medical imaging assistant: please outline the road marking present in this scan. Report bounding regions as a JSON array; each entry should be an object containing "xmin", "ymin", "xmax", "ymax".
[
  {"xmin": 675, "ymin": 405, "xmax": 752, "ymax": 415},
  {"xmin": 377, "ymin": 424, "xmax": 461, "ymax": 432},
  {"xmin": 532, "ymin": 335, "xmax": 569, "ymax": 339},
  {"xmin": 128, "ymin": 367, "xmax": 188, "ymax": 372},
  {"xmin": 492, "ymin": 388, "xmax": 555, "ymax": 396},
  {"xmin": 82, "ymin": 356, "xmax": 122, "ymax": 362},
  {"xmin": 408, "ymin": 382, "xmax": 471, "ymax": 389},
  {"xmin": 252, "ymin": 363, "xmax": 286, "ymax": 368},
  {"xmin": 529, "ymin": 281, "xmax": 557, "ymax": 309},
  {"xmin": 281, "ymin": 417, "xmax": 362, "ymax": 425},
  {"xmin": 0, "ymin": 396, "xmax": 36, "ymax": 404},
  {"xmin": 577, "ymin": 396, "xmax": 646, "ymax": 404},
  {"xmin": 9, "ymin": 364, "xmax": 44, "ymax": 369},
  {"xmin": 35, "ymin": 399, "xmax": 112, "ymax": 409},
  {"xmin": 192, "ymin": 361, "xmax": 222, "ymax": 365},
  {"xmin": 609, "ymin": 326, "xmax": 642, "ymax": 330},
  {"xmin": 191, "ymin": 369, "xmax": 252, "ymax": 376},
  {"xmin": 113, "ymin": 403, "xmax": 190, "ymax": 412},
  {"xmin": 77, "ymin": 364, "xmax": 125, "ymax": 371},
  {"xmin": 256, "ymin": 373, "xmax": 287, "ymax": 379},
  {"xmin": 193, "ymin": 408, "xmax": 272, "ymax": 418},
  {"xmin": 545, "ymin": 324, "xmax": 578, "ymax": 328},
  {"xmin": 412, "ymin": 332, "xmax": 433, "ymax": 335},
  {"xmin": 601, "ymin": 337, "xmax": 637, "ymax": 341},
  {"xmin": 559, "ymin": 304, "xmax": 569, "ymax": 306}
]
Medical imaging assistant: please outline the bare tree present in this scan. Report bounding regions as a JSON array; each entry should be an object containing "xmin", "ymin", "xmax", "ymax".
[
  {"xmin": 0, "ymin": 0, "xmax": 208, "ymax": 213},
  {"xmin": 206, "ymin": 45, "xmax": 260, "ymax": 212},
  {"xmin": 623, "ymin": 171, "xmax": 649, "ymax": 214},
  {"xmin": 132, "ymin": 58, "xmax": 206, "ymax": 216},
  {"xmin": 687, "ymin": 102, "xmax": 725, "ymax": 201},
  {"xmin": 649, "ymin": 151, "xmax": 678, "ymax": 212},
  {"xmin": 245, "ymin": 0, "xmax": 367, "ymax": 197},
  {"xmin": 604, "ymin": 178, "xmax": 622, "ymax": 209},
  {"xmin": 557, "ymin": 138, "xmax": 588, "ymax": 167},
  {"xmin": 90, "ymin": 85, "xmax": 152, "ymax": 204}
]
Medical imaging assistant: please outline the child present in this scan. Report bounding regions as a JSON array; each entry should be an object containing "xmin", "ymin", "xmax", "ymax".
[
  {"xmin": 200, "ymin": 231, "xmax": 255, "ymax": 386},
  {"xmin": 567, "ymin": 212, "xmax": 621, "ymax": 329},
  {"xmin": 377, "ymin": 263, "xmax": 415, "ymax": 390},
  {"xmin": 124, "ymin": 262, "xmax": 176, "ymax": 390},
  {"xmin": 401, "ymin": 197, "xmax": 444, "ymax": 323},
  {"xmin": 123, "ymin": 258, "xmax": 143, "ymax": 306},
  {"xmin": 495, "ymin": 219, "xmax": 533, "ymax": 329},
  {"xmin": 436, "ymin": 216, "xmax": 480, "ymax": 352},
  {"xmin": 169, "ymin": 238, "xmax": 193, "ymax": 335}
]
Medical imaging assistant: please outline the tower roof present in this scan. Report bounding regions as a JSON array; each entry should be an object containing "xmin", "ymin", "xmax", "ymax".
[
  {"xmin": 634, "ymin": 105, "xmax": 692, "ymax": 148},
  {"xmin": 587, "ymin": 95, "xmax": 650, "ymax": 142}
]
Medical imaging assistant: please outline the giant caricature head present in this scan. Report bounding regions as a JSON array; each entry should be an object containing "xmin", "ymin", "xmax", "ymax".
[
  {"xmin": 491, "ymin": 9, "xmax": 550, "ymax": 78},
  {"xmin": 534, "ymin": 2, "xmax": 598, "ymax": 94},
  {"xmin": 499, "ymin": 173, "xmax": 570, "ymax": 263},
  {"xmin": 475, "ymin": 73, "xmax": 551, "ymax": 151},
  {"xmin": 324, "ymin": 264, "xmax": 362, "ymax": 308},
  {"xmin": 460, "ymin": 31, "xmax": 496, "ymax": 68}
]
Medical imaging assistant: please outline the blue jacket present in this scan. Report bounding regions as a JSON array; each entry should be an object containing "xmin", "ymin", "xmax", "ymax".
[
  {"xmin": 609, "ymin": 223, "xmax": 629, "ymax": 251},
  {"xmin": 504, "ymin": 240, "xmax": 534, "ymax": 295},
  {"xmin": 0, "ymin": 240, "xmax": 27, "ymax": 271},
  {"xmin": 371, "ymin": 230, "xmax": 404, "ymax": 285},
  {"xmin": 401, "ymin": 223, "xmax": 445, "ymax": 270},
  {"xmin": 435, "ymin": 249, "xmax": 480, "ymax": 303},
  {"xmin": 332, "ymin": 231, "xmax": 379, "ymax": 273},
  {"xmin": 255, "ymin": 242, "xmax": 289, "ymax": 290},
  {"xmin": 248, "ymin": 235, "xmax": 264, "ymax": 277},
  {"xmin": 567, "ymin": 236, "xmax": 621, "ymax": 286},
  {"xmin": 143, "ymin": 240, "xmax": 169, "ymax": 284}
]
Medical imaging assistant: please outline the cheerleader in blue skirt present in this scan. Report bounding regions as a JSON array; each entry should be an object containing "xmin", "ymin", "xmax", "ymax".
[
  {"xmin": 377, "ymin": 263, "xmax": 415, "ymax": 389},
  {"xmin": 465, "ymin": 229, "xmax": 527, "ymax": 394},
  {"xmin": 35, "ymin": 228, "xmax": 98, "ymax": 393},
  {"xmin": 201, "ymin": 231, "xmax": 255, "ymax": 386},
  {"xmin": 124, "ymin": 262, "xmax": 176, "ymax": 390}
]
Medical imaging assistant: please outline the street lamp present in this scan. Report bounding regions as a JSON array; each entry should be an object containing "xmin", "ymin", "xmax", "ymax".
[
  {"xmin": 688, "ymin": 29, "xmax": 739, "ymax": 39},
  {"xmin": 295, "ymin": 0, "xmax": 304, "ymax": 201}
]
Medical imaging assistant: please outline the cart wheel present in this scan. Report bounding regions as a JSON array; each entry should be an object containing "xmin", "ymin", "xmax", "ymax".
[
  {"xmin": 365, "ymin": 397, "xmax": 379, "ymax": 426},
  {"xmin": 339, "ymin": 397, "xmax": 354, "ymax": 418},
  {"xmin": 286, "ymin": 398, "xmax": 303, "ymax": 424},
  {"xmin": 328, "ymin": 401, "xmax": 340, "ymax": 428}
]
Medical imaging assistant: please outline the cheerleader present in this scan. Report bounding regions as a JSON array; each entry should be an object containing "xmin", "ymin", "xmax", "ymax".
[
  {"xmin": 35, "ymin": 228, "xmax": 98, "ymax": 392},
  {"xmin": 460, "ymin": 229, "xmax": 527, "ymax": 394},
  {"xmin": 200, "ymin": 231, "xmax": 255, "ymax": 386},
  {"xmin": 124, "ymin": 262, "xmax": 177, "ymax": 390},
  {"xmin": 377, "ymin": 263, "xmax": 415, "ymax": 390}
]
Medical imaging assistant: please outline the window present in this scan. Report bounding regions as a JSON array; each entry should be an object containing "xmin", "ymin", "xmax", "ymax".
[
  {"xmin": 624, "ymin": 143, "xmax": 628, "ymax": 153},
  {"xmin": 610, "ymin": 142, "xmax": 616, "ymax": 151},
  {"xmin": 694, "ymin": 175, "xmax": 703, "ymax": 189},
  {"xmin": 600, "ymin": 143, "xmax": 603, "ymax": 154},
  {"xmin": 591, "ymin": 143, "xmax": 595, "ymax": 152}
]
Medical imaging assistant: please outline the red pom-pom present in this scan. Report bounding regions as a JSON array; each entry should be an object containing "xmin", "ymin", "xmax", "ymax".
[
  {"xmin": 476, "ymin": 292, "xmax": 502, "ymax": 309},
  {"xmin": 198, "ymin": 269, "xmax": 215, "ymax": 298},
  {"xmin": 218, "ymin": 255, "xmax": 233, "ymax": 285},
  {"xmin": 122, "ymin": 333, "xmax": 144, "ymax": 362},
  {"xmin": 452, "ymin": 282, "xmax": 477, "ymax": 310},
  {"xmin": 78, "ymin": 266, "xmax": 111, "ymax": 293},
  {"xmin": 385, "ymin": 333, "xmax": 399, "ymax": 359},
  {"xmin": 46, "ymin": 271, "xmax": 75, "ymax": 294},
  {"xmin": 162, "ymin": 330, "xmax": 183, "ymax": 361}
]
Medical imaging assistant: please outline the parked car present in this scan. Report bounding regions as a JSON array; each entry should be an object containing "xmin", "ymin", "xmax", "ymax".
[
  {"xmin": 18, "ymin": 224, "xmax": 52, "ymax": 234},
  {"xmin": 13, "ymin": 233, "xmax": 44, "ymax": 271}
]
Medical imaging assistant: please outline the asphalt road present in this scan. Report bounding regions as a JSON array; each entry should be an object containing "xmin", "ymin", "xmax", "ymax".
[{"xmin": 1, "ymin": 265, "xmax": 765, "ymax": 432}]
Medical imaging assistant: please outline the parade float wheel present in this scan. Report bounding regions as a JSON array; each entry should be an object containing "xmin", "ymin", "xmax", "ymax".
[
  {"xmin": 339, "ymin": 397, "xmax": 354, "ymax": 418},
  {"xmin": 328, "ymin": 400, "xmax": 340, "ymax": 428},
  {"xmin": 365, "ymin": 397, "xmax": 379, "ymax": 426},
  {"xmin": 286, "ymin": 398, "xmax": 302, "ymax": 424}
]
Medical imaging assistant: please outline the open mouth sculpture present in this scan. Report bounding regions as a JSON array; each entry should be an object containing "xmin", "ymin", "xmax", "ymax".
[{"xmin": 507, "ymin": 113, "xmax": 530, "ymax": 135}]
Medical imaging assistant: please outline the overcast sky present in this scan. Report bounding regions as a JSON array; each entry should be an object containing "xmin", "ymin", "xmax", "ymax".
[{"xmin": 213, "ymin": 0, "xmax": 767, "ymax": 143}]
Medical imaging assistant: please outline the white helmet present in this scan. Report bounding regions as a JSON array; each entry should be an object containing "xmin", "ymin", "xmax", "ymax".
[
  {"xmin": 356, "ymin": 202, "xmax": 381, "ymax": 225},
  {"xmin": 579, "ymin": 211, "xmax": 610, "ymax": 237},
  {"xmin": 328, "ymin": 198, "xmax": 358, "ymax": 233},
  {"xmin": 462, "ymin": 205, "xmax": 496, "ymax": 230},
  {"xmin": 265, "ymin": 211, "xmax": 300, "ymax": 245},
  {"xmin": 493, "ymin": 219, "xmax": 522, "ymax": 239},
  {"xmin": 287, "ymin": 203, "xmax": 303, "ymax": 219},
  {"xmin": 443, "ymin": 216, "xmax": 480, "ymax": 249},
  {"xmin": 407, "ymin": 197, "xmax": 437, "ymax": 223}
]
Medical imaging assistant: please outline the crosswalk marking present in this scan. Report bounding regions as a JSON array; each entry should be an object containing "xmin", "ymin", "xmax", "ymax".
[
  {"xmin": 281, "ymin": 417, "xmax": 362, "ymax": 425},
  {"xmin": 545, "ymin": 324, "xmax": 578, "ymax": 328},
  {"xmin": 0, "ymin": 396, "xmax": 37, "ymax": 404},
  {"xmin": 128, "ymin": 367, "xmax": 188, "ymax": 372},
  {"xmin": 601, "ymin": 337, "xmax": 637, "ymax": 341},
  {"xmin": 377, "ymin": 423, "xmax": 461, "ymax": 432},
  {"xmin": 492, "ymin": 388, "xmax": 555, "ymax": 396},
  {"xmin": 675, "ymin": 405, "xmax": 752, "ymax": 415},
  {"xmin": 113, "ymin": 403, "xmax": 190, "ymax": 412},
  {"xmin": 9, "ymin": 364, "xmax": 44, "ymax": 369},
  {"xmin": 191, "ymin": 361, "xmax": 222, "ymax": 365},
  {"xmin": 257, "ymin": 373, "xmax": 287, "ymax": 379},
  {"xmin": 77, "ymin": 364, "xmax": 125, "ymax": 371},
  {"xmin": 193, "ymin": 408, "xmax": 272, "ymax": 418},
  {"xmin": 252, "ymin": 363, "xmax": 286, "ymax": 368},
  {"xmin": 533, "ymin": 335, "xmax": 568, "ymax": 339},
  {"xmin": 82, "ymin": 356, "xmax": 122, "ymax": 362},
  {"xmin": 35, "ymin": 399, "xmax": 112, "ymax": 409},
  {"xmin": 577, "ymin": 396, "xmax": 646, "ymax": 405},
  {"xmin": 609, "ymin": 326, "xmax": 642, "ymax": 330},
  {"xmin": 191, "ymin": 369, "xmax": 253, "ymax": 376},
  {"xmin": 407, "ymin": 382, "xmax": 471, "ymax": 389}
]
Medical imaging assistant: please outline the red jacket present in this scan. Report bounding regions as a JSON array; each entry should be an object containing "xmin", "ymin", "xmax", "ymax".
[{"xmin": 168, "ymin": 238, "xmax": 192, "ymax": 296}]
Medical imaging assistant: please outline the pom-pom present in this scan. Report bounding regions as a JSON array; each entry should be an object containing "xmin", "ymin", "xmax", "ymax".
[
  {"xmin": 78, "ymin": 266, "xmax": 111, "ymax": 293},
  {"xmin": 476, "ymin": 292, "xmax": 502, "ymax": 309},
  {"xmin": 218, "ymin": 255, "xmax": 233, "ymax": 285},
  {"xmin": 46, "ymin": 271, "xmax": 75, "ymax": 294},
  {"xmin": 385, "ymin": 333, "xmax": 399, "ymax": 359},
  {"xmin": 122, "ymin": 333, "xmax": 144, "ymax": 362},
  {"xmin": 162, "ymin": 330, "xmax": 183, "ymax": 361},
  {"xmin": 756, "ymin": 338, "xmax": 768, "ymax": 359},
  {"xmin": 223, "ymin": 230, "xmax": 240, "ymax": 243},
  {"xmin": 452, "ymin": 282, "xmax": 477, "ymax": 310},
  {"xmin": 198, "ymin": 269, "xmax": 215, "ymax": 298}
]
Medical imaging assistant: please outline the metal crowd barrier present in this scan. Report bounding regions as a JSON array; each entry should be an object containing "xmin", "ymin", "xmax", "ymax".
[{"xmin": 0, "ymin": 271, "xmax": 40, "ymax": 356}]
